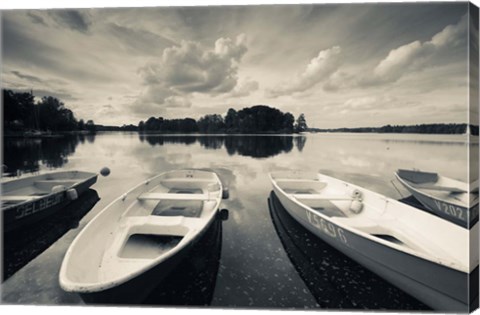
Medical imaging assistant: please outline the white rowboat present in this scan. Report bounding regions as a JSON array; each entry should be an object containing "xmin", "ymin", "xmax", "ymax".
[
  {"xmin": 270, "ymin": 171, "xmax": 478, "ymax": 311},
  {"xmin": 2, "ymin": 171, "xmax": 98, "ymax": 232},
  {"xmin": 395, "ymin": 169, "xmax": 479, "ymax": 228},
  {"xmin": 59, "ymin": 169, "xmax": 223, "ymax": 303}
]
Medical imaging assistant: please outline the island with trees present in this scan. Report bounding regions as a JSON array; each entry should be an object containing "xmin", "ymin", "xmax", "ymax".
[{"xmin": 138, "ymin": 105, "xmax": 308, "ymax": 134}]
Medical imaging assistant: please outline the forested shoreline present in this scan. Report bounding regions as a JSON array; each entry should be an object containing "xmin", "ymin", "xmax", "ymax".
[
  {"xmin": 3, "ymin": 89, "xmax": 476, "ymax": 136},
  {"xmin": 3, "ymin": 90, "xmax": 97, "ymax": 134},
  {"xmin": 310, "ymin": 124, "xmax": 478, "ymax": 135}
]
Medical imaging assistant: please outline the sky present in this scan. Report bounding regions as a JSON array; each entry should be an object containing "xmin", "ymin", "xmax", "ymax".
[{"xmin": 1, "ymin": 2, "xmax": 475, "ymax": 128}]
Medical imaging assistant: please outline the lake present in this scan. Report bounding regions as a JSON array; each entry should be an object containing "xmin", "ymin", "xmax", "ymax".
[{"xmin": 1, "ymin": 132, "xmax": 474, "ymax": 310}]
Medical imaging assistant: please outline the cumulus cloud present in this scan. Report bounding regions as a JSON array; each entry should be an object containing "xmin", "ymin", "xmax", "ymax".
[
  {"xmin": 343, "ymin": 95, "xmax": 397, "ymax": 110},
  {"xmin": 228, "ymin": 78, "xmax": 259, "ymax": 97},
  {"xmin": 215, "ymin": 33, "xmax": 248, "ymax": 60},
  {"xmin": 324, "ymin": 14, "xmax": 468, "ymax": 91},
  {"xmin": 323, "ymin": 70, "xmax": 358, "ymax": 92},
  {"xmin": 134, "ymin": 34, "xmax": 248, "ymax": 112},
  {"xmin": 370, "ymin": 14, "xmax": 467, "ymax": 84},
  {"xmin": 372, "ymin": 41, "xmax": 427, "ymax": 82},
  {"xmin": 48, "ymin": 10, "xmax": 91, "ymax": 33},
  {"xmin": 266, "ymin": 46, "xmax": 342, "ymax": 98},
  {"xmin": 164, "ymin": 96, "xmax": 192, "ymax": 108},
  {"xmin": 337, "ymin": 94, "xmax": 422, "ymax": 116}
]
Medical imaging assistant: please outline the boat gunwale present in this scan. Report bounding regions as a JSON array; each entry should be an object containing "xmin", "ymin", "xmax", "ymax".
[
  {"xmin": 269, "ymin": 171, "xmax": 471, "ymax": 274},
  {"xmin": 1, "ymin": 171, "xmax": 98, "ymax": 211},
  {"xmin": 59, "ymin": 169, "xmax": 222, "ymax": 293},
  {"xmin": 394, "ymin": 171, "xmax": 475, "ymax": 208}
]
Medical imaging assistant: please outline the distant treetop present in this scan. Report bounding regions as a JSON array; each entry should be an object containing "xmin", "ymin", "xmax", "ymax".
[{"xmin": 139, "ymin": 105, "xmax": 305, "ymax": 134}]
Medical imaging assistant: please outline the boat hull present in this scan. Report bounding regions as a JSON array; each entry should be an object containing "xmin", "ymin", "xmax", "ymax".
[
  {"xmin": 272, "ymin": 185, "xmax": 477, "ymax": 312},
  {"xmin": 400, "ymin": 183, "xmax": 478, "ymax": 229},
  {"xmin": 3, "ymin": 175, "xmax": 97, "ymax": 233},
  {"xmin": 79, "ymin": 218, "xmax": 215, "ymax": 304}
]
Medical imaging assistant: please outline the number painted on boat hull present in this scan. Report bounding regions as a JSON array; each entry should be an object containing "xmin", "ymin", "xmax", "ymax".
[
  {"xmin": 433, "ymin": 200, "xmax": 466, "ymax": 222},
  {"xmin": 305, "ymin": 210, "xmax": 348, "ymax": 245},
  {"xmin": 14, "ymin": 194, "xmax": 64, "ymax": 220}
]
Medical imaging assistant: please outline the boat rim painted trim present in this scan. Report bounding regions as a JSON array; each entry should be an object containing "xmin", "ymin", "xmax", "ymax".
[
  {"xmin": 269, "ymin": 172, "xmax": 471, "ymax": 274},
  {"xmin": 59, "ymin": 170, "xmax": 222, "ymax": 293}
]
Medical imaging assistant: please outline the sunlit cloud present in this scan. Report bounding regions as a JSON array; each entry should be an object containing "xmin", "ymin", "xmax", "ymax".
[{"xmin": 266, "ymin": 46, "xmax": 342, "ymax": 98}]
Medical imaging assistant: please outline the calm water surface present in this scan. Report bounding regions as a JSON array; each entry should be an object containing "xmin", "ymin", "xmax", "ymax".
[{"xmin": 1, "ymin": 132, "xmax": 474, "ymax": 309}]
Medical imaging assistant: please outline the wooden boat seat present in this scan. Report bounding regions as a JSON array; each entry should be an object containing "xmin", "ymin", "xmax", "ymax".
[
  {"xmin": 138, "ymin": 193, "xmax": 213, "ymax": 201},
  {"xmin": 275, "ymin": 179, "xmax": 322, "ymax": 183},
  {"xmin": 161, "ymin": 178, "xmax": 216, "ymax": 184},
  {"xmin": 120, "ymin": 215, "xmax": 184, "ymax": 228}
]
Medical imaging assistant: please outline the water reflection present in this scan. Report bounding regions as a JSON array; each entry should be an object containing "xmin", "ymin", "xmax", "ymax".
[
  {"xmin": 199, "ymin": 136, "xmax": 225, "ymax": 150},
  {"xmin": 3, "ymin": 134, "xmax": 96, "ymax": 176},
  {"xmin": 268, "ymin": 191, "xmax": 429, "ymax": 310},
  {"xmin": 141, "ymin": 134, "xmax": 197, "ymax": 146},
  {"xmin": 294, "ymin": 136, "xmax": 307, "ymax": 152},
  {"xmin": 224, "ymin": 136, "xmax": 294, "ymax": 158},
  {"xmin": 3, "ymin": 189, "xmax": 99, "ymax": 281},
  {"xmin": 138, "ymin": 135, "xmax": 301, "ymax": 158}
]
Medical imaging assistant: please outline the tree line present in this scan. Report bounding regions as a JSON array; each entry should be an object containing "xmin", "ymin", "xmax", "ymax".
[
  {"xmin": 310, "ymin": 123, "xmax": 478, "ymax": 135},
  {"xmin": 139, "ymin": 105, "xmax": 308, "ymax": 134},
  {"xmin": 3, "ymin": 90, "xmax": 96, "ymax": 133}
]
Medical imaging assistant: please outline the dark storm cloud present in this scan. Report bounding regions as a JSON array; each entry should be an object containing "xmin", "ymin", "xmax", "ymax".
[{"xmin": 48, "ymin": 10, "xmax": 91, "ymax": 33}]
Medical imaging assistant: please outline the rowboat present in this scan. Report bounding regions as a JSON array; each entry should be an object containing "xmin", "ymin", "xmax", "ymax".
[
  {"xmin": 2, "ymin": 171, "xmax": 98, "ymax": 233},
  {"xmin": 395, "ymin": 169, "xmax": 479, "ymax": 228},
  {"xmin": 270, "ymin": 171, "xmax": 478, "ymax": 312},
  {"xmin": 268, "ymin": 191, "xmax": 429, "ymax": 310},
  {"xmin": 59, "ymin": 169, "xmax": 223, "ymax": 304}
]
